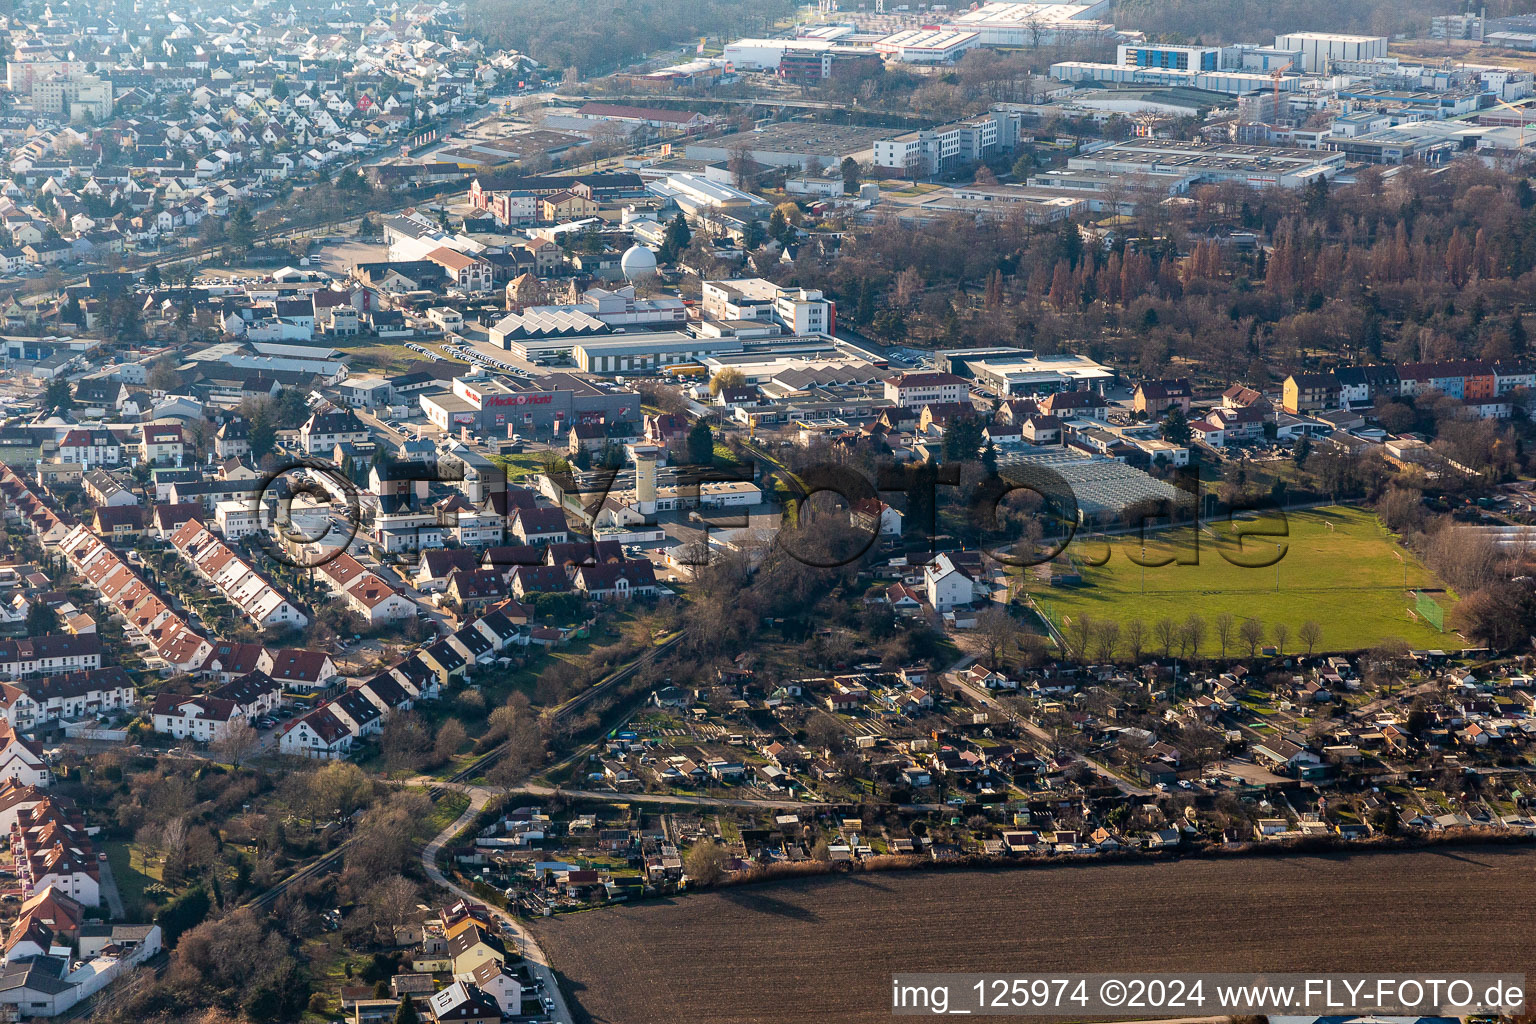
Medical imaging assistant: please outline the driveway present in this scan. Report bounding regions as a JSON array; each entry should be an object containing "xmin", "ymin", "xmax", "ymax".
[{"xmin": 97, "ymin": 851, "xmax": 125, "ymax": 919}]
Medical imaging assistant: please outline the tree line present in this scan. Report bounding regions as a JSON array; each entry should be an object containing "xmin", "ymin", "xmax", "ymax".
[
  {"xmin": 1062, "ymin": 610, "xmax": 1324, "ymax": 663},
  {"xmin": 788, "ymin": 162, "xmax": 1536, "ymax": 392}
]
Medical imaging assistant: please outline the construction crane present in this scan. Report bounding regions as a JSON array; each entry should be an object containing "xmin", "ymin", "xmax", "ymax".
[
  {"xmin": 1496, "ymin": 97, "xmax": 1528, "ymax": 148},
  {"xmin": 1269, "ymin": 60, "xmax": 1294, "ymax": 124}
]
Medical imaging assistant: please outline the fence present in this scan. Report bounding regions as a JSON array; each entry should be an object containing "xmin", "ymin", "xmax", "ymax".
[{"xmin": 1414, "ymin": 590, "xmax": 1445, "ymax": 632}]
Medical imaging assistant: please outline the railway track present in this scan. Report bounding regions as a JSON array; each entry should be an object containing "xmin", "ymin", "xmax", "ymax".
[
  {"xmin": 430, "ymin": 631, "xmax": 688, "ymax": 796},
  {"xmin": 241, "ymin": 840, "xmax": 352, "ymax": 911},
  {"xmin": 230, "ymin": 636, "xmax": 689, "ymax": 924}
]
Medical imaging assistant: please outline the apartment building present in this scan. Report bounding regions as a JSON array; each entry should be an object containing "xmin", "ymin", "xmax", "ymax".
[
  {"xmin": 701, "ymin": 277, "xmax": 833, "ymax": 335},
  {"xmin": 883, "ymin": 372, "xmax": 968, "ymax": 410}
]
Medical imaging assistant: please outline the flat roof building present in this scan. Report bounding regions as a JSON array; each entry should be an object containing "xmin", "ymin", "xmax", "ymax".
[
  {"xmin": 683, "ymin": 122, "xmax": 891, "ymax": 170},
  {"xmin": 1273, "ymin": 31, "xmax": 1388, "ymax": 72},
  {"xmin": 874, "ymin": 29, "xmax": 980, "ymax": 64},
  {"xmin": 1049, "ymin": 61, "xmax": 1301, "ymax": 95},
  {"xmin": 573, "ymin": 333, "xmax": 745, "ymax": 374},
  {"xmin": 419, "ymin": 370, "xmax": 640, "ymax": 436},
  {"xmin": 950, "ymin": 2, "xmax": 1115, "ymax": 46},
  {"xmin": 939, "ymin": 349, "xmax": 1118, "ymax": 395},
  {"xmin": 1064, "ymin": 139, "xmax": 1343, "ymax": 189}
]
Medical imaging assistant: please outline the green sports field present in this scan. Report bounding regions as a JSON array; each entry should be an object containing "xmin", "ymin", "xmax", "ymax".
[{"xmin": 1029, "ymin": 506, "xmax": 1466, "ymax": 654}]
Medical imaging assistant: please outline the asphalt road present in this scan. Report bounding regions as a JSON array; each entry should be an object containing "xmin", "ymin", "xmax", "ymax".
[{"xmin": 421, "ymin": 787, "xmax": 576, "ymax": 1024}]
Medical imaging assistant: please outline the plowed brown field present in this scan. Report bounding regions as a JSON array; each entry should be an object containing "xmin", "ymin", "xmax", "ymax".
[{"xmin": 534, "ymin": 845, "xmax": 1536, "ymax": 1024}]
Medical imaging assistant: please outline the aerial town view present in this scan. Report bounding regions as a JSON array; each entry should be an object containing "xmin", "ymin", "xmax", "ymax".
[{"xmin": 0, "ymin": 0, "xmax": 1534, "ymax": 1020}]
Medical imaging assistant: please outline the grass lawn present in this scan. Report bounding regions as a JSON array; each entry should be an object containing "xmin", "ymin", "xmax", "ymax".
[
  {"xmin": 488, "ymin": 450, "xmax": 552, "ymax": 484},
  {"xmin": 102, "ymin": 840, "xmax": 158, "ymax": 914},
  {"xmin": 417, "ymin": 791, "xmax": 471, "ymax": 842},
  {"xmin": 330, "ymin": 335, "xmax": 466, "ymax": 375},
  {"xmin": 1030, "ymin": 506, "xmax": 1466, "ymax": 653}
]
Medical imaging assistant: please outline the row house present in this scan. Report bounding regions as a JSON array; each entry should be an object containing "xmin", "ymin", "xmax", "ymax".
[
  {"xmin": 256, "ymin": 648, "xmax": 340, "ymax": 692},
  {"xmin": 572, "ymin": 561, "xmax": 658, "ymax": 601},
  {"xmin": 313, "ymin": 552, "xmax": 416, "ymax": 625},
  {"xmin": 328, "ymin": 689, "xmax": 383, "ymax": 738},
  {"xmin": 167, "ymin": 519, "xmax": 309, "ymax": 630},
  {"xmin": 1287, "ymin": 360, "xmax": 1534, "ymax": 417},
  {"xmin": 57, "ymin": 525, "xmax": 213, "ymax": 673},
  {"xmin": 11, "ymin": 796, "xmax": 99, "ymax": 906},
  {"xmin": 419, "ymin": 640, "xmax": 468, "ymax": 688},
  {"xmin": 26, "ymin": 667, "xmax": 135, "ymax": 722},
  {"xmin": 379, "ymin": 656, "xmax": 440, "ymax": 703},
  {"xmin": 199, "ymin": 640, "xmax": 265, "ymax": 682},
  {"xmin": 447, "ymin": 624, "xmax": 496, "ymax": 670},
  {"xmin": 278, "ymin": 704, "xmax": 353, "ymax": 760},
  {"xmin": 0, "ymin": 466, "xmax": 69, "ymax": 547},
  {"xmin": 276, "ymin": 647, "xmax": 431, "ymax": 761},
  {"xmin": 0, "ymin": 635, "xmax": 102, "ymax": 681},
  {"xmin": 150, "ymin": 693, "xmax": 243, "ymax": 743},
  {"xmin": 210, "ymin": 671, "xmax": 282, "ymax": 719}
]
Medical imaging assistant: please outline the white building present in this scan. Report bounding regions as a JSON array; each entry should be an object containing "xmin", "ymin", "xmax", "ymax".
[
  {"xmin": 874, "ymin": 115, "xmax": 1005, "ymax": 177},
  {"xmin": 0, "ymin": 725, "xmax": 49, "ymax": 787},
  {"xmin": 279, "ymin": 706, "xmax": 355, "ymax": 760},
  {"xmin": 883, "ymin": 372, "xmax": 968, "ymax": 409},
  {"xmin": 701, "ymin": 278, "xmax": 831, "ymax": 336},
  {"xmin": 874, "ymin": 29, "xmax": 980, "ymax": 64},
  {"xmin": 214, "ymin": 500, "xmax": 261, "ymax": 540},
  {"xmin": 1274, "ymin": 31, "xmax": 1387, "ymax": 72},
  {"xmin": 924, "ymin": 553, "xmax": 978, "ymax": 612},
  {"xmin": 151, "ymin": 694, "xmax": 244, "ymax": 743}
]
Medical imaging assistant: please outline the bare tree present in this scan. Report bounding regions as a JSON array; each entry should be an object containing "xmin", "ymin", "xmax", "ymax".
[
  {"xmin": 160, "ymin": 817, "xmax": 189, "ymax": 883},
  {"xmin": 1214, "ymin": 612, "xmax": 1236, "ymax": 658},
  {"xmin": 434, "ymin": 718, "xmax": 467, "ymax": 765},
  {"xmin": 1153, "ymin": 617, "xmax": 1178, "ymax": 658},
  {"xmin": 381, "ymin": 712, "xmax": 432, "ymax": 781},
  {"xmin": 1184, "ymin": 614, "xmax": 1207, "ymax": 661},
  {"xmin": 805, "ymin": 713, "xmax": 846, "ymax": 754},
  {"xmin": 1066, "ymin": 613, "xmax": 1095, "ymax": 662},
  {"xmin": 1298, "ymin": 620, "xmax": 1323, "ymax": 656},
  {"xmin": 976, "ymin": 606, "xmax": 1020, "ymax": 666},
  {"xmin": 1365, "ymin": 637, "xmax": 1413, "ymax": 695},
  {"xmin": 1177, "ymin": 725, "xmax": 1225, "ymax": 774},
  {"xmin": 367, "ymin": 875, "xmax": 419, "ymax": 938},
  {"xmin": 1271, "ymin": 622, "xmax": 1290, "ymax": 656},
  {"xmin": 212, "ymin": 717, "xmax": 259, "ymax": 766},
  {"xmin": 1124, "ymin": 619, "xmax": 1146, "ymax": 663},
  {"xmin": 1019, "ymin": 631, "xmax": 1048, "ymax": 668},
  {"xmin": 134, "ymin": 823, "xmax": 162, "ymax": 871},
  {"xmin": 1238, "ymin": 617, "xmax": 1266, "ymax": 657},
  {"xmin": 684, "ymin": 841, "xmax": 729, "ymax": 886},
  {"xmin": 1092, "ymin": 620, "xmax": 1120, "ymax": 663},
  {"xmin": 727, "ymin": 142, "xmax": 755, "ymax": 189},
  {"xmin": 348, "ymin": 792, "xmax": 430, "ymax": 878}
]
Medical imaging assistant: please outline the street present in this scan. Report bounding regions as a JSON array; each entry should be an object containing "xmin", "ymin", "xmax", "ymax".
[{"xmin": 421, "ymin": 787, "xmax": 576, "ymax": 1024}]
